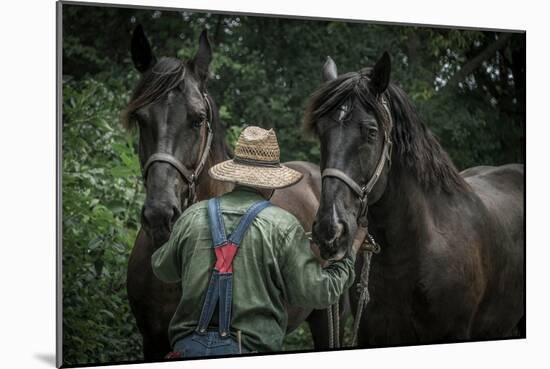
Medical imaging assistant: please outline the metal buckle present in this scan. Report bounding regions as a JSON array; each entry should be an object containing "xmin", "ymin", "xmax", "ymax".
[{"xmin": 362, "ymin": 232, "xmax": 381, "ymax": 254}]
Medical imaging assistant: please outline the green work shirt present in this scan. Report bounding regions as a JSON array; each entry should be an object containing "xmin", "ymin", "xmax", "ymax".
[{"xmin": 151, "ymin": 187, "xmax": 355, "ymax": 353}]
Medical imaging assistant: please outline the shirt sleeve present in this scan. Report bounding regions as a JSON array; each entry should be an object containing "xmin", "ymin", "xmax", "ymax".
[
  {"xmin": 278, "ymin": 222, "xmax": 356, "ymax": 309},
  {"xmin": 151, "ymin": 221, "xmax": 185, "ymax": 283}
]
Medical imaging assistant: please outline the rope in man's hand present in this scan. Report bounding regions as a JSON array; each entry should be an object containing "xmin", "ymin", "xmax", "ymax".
[
  {"xmin": 306, "ymin": 226, "xmax": 380, "ymax": 348},
  {"xmin": 350, "ymin": 224, "xmax": 380, "ymax": 347},
  {"xmin": 351, "ymin": 224, "xmax": 380, "ymax": 256}
]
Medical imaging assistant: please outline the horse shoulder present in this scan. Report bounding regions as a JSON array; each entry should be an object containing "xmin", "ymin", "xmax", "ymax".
[
  {"xmin": 399, "ymin": 228, "xmax": 480, "ymax": 340},
  {"xmin": 418, "ymin": 227, "xmax": 484, "ymax": 298}
]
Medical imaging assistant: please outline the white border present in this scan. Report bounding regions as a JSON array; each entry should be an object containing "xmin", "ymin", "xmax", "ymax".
[{"xmin": 2, "ymin": 0, "xmax": 548, "ymax": 368}]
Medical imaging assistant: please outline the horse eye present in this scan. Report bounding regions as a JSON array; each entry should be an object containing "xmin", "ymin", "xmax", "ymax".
[
  {"xmin": 176, "ymin": 81, "xmax": 185, "ymax": 92},
  {"xmin": 360, "ymin": 121, "xmax": 378, "ymax": 140},
  {"xmin": 192, "ymin": 115, "xmax": 206, "ymax": 128},
  {"xmin": 368, "ymin": 129, "xmax": 378, "ymax": 140}
]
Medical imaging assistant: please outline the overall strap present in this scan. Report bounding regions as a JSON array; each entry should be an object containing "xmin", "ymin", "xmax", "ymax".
[
  {"xmin": 228, "ymin": 200, "xmax": 271, "ymax": 245},
  {"xmin": 207, "ymin": 197, "xmax": 227, "ymax": 246},
  {"xmin": 196, "ymin": 198, "xmax": 271, "ymax": 337}
]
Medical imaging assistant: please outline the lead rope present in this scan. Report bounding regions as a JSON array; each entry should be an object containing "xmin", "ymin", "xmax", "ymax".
[
  {"xmin": 328, "ymin": 300, "xmax": 341, "ymax": 349},
  {"xmin": 351, "ymin": 231, "xmax": 380, "ymax": 347},
  {"xmin": 334, "ymin": 301, "xmax": 340, "ymax": 347},
  {"xmin": 328, "ymin": 304, "xmax": 334, "ymax": 348},
  {"xmin": 308, "ymin": 229, "xmax": 378, "ymax": 349}
]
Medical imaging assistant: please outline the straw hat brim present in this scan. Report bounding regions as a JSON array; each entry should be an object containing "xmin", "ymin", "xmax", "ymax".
[{"xmin": 209, "ymin": 159, "xmax": 303, "ymax": 189}]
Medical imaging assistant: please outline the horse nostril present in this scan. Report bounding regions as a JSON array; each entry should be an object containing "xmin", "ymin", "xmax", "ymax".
[{"xmin": 312, "ymin": 219, "xmax": 346, "ymax": 246}]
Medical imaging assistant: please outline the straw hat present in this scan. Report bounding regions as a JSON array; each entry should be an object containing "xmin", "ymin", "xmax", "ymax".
[{"xmin": 209, "ymin": 126, "xmax": 303, "ymax": 189}]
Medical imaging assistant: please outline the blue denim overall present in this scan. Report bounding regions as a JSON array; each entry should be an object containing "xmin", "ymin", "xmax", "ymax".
[{"xmin": 171, "ymin": 198, "xmax": 271, "ymax": 358}]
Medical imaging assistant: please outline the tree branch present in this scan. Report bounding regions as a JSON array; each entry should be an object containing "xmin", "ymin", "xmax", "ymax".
[
  {"xmin": 213, "ymin": 14, "xmax": 223, "ymax": 44},
  {"xmin": 448, "ymin": 33, "xmax": 513, "ymax": 87},
  {"xmin": 406, "ymin": 30, "xmax": 421, "ymax": 66}
]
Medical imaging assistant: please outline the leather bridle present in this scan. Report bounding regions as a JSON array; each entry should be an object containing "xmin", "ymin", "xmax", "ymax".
[
  {"xmin": 142, "ymin": 92, "xmax": 214, "ymax": 208},
  {"xmin": 321, "ymin": 98, "xmax": 393, "ymax": 227},
  {"xmin": 321, "ymin": 96, "xmax": 393, "ymax": 350}
]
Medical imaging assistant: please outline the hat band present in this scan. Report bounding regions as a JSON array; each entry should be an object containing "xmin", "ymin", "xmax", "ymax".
[{"xmin": 233, "ymin": 157, "xmax": 281, "ymax": 168}]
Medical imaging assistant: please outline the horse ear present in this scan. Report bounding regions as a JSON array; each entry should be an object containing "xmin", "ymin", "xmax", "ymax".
[
  {"xmin": 322, "ymin": 56, "xmax": 338, "ymax": 82},
  {"xmin": 369, "ymin": 51, "xmax": 391, "ymax": 95},
  {"xmin": 131, "ymin": 24, "xmax": 156, "ymax": 73},
  {"xmin": 191, "ymin": 29, "xmax": 212, "ymax": 82}
]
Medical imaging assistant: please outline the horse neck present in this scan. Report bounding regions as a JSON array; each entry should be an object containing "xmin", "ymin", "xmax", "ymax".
[
  {"xmin": 194, "ymin": 118, "xmax": 234, "ymax": 201},
  {"xmin": 368, "ymin": 162, "xmax": 439, "ymax": 264},
  {"xmin": 368, "ymin": 90, "xmax": 470, "ymax": 259}
]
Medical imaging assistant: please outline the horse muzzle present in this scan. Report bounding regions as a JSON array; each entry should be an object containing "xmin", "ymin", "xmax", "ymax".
[
  {"xmin": 141, "ymin": 202, "xmax": 181, "ymax": 246},
  {"xmin": 312, "ymin": 218, "xmax": 348, "ymax": 261}
]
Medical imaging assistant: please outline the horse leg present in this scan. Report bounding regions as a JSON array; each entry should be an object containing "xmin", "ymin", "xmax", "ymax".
[
  {"xmin": 142, "ymin": 329, "xmax": 171, "ymax": 362},
  {"xmin": 307, "ymin": 309, "xmax": 330, "ymax": 350},
  {"xmin": 128, "ymin": 300, "xmax": 171, "ymax": 361},
  {"xmin": 127, "ymin": 229, "xmax": 178, "ymax": 361}
]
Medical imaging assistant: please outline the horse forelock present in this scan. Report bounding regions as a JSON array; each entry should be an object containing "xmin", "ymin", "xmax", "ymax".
[
  {"xmin": 303, "ymin": 69, "xmax": 390, "ymax": 135},
  {"xmin": 122, "ymin": 57, "xmax": 187, "ymax": 130}
]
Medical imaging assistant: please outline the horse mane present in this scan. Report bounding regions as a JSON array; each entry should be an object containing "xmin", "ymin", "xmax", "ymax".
[
  {"xmin": 304, "ymin": 70, "xmax": 469, "ymax": 194},
  {"xmin": 122, "ymin": 57, "xmax": 186, "ymax": 130},
  {"xmin": 201, "ymin": 95, "xmax": 234, "ymax": 164}
]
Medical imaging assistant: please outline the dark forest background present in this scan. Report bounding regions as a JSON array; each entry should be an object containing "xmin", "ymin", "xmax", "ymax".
[{"xmin": 61, "ymin": 3, "xmax": 525, "ymax": 365}]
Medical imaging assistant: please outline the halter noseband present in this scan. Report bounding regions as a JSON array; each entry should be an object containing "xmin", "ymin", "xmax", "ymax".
[
  {"xmin": 142, "ymin": 92, "xmax": 214, "ymax": 208},
  {"xmin": 321, "ymin": 98, "xmax": 393, "ymax": 227}
]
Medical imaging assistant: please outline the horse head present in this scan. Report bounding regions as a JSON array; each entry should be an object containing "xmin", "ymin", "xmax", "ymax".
[
  {"xmin": 307, "ymin": 53, "xmax": 393, "ymax": 260},
  {"xmin": 126, "ymin": 25, "xmax": 214, "ymax": 247}
]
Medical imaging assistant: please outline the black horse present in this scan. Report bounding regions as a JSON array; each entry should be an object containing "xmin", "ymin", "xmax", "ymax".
[
  {"xmin": 306, "ymin": 53, "xmax": 524, "ymax": 346},
  {"xmin": 124, "ymin": 26, "xmax": 346, "ymax": 360}
]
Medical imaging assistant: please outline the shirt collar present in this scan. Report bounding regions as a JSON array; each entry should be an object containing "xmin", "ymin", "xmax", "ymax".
[
  {"xmin": 227, "ymin": 186, "xmax": 267, "ymax": 203},
  {"xmin": 234, "ymin": 185, "xmax": 262, "ymax": 194}
]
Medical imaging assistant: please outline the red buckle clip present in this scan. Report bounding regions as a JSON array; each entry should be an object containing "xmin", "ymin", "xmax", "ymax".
[{"xmin": 214, "ymin": 241, "xmax": 238, "ymax": 273}]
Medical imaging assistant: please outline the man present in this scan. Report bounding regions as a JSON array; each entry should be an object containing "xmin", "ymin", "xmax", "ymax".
[{"xmin": 151, "ymin": 126, "xmax": 356, "ymax": 358}]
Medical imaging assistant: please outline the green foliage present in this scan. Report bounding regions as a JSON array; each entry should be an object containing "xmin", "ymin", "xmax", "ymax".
[
  {"xmin": 283, "ymin": 323, "xmax": 313, "ymax": 351},
  {"xmin": 62, "ymin": 78, "xmax": 143, "ymax": 365},
  {"xmin": 61, "ymin": 3, "xmax": 524, "ymax": 365},
  {"xmin": 282, "ymin": 315, "xmax": 355, "ymax": 350}
]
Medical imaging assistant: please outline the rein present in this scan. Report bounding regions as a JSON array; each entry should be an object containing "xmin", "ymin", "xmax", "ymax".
[
  {"xmin": 322, "ymin": 98, "xmax": 393, "ymax": 349},
  {"xmin": 142, "ymin": 92, "xmax": 214, "ymax": 208}
]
